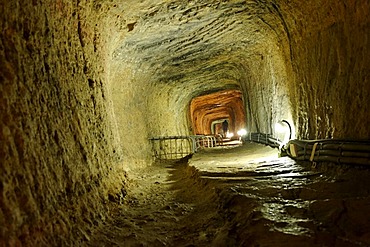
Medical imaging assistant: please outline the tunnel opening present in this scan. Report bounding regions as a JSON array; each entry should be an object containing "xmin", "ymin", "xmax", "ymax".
[
  {"xmin": 211, "ymin": 118, "xmax": 228, "ymax": 136},
  {"xmin": 189, "ymin": 89, "xmax": 246, "ymax": 139}
]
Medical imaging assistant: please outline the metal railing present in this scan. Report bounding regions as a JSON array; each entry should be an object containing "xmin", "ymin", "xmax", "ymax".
[
  {"xmin": 243, "ymin": 132, "xmax": 282, "ymax": 149},
  {"xmin": 149, "ymin": 135, "xmax": 217, "ymax": 160}
]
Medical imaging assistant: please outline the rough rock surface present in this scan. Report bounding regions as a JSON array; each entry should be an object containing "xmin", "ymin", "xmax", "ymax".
[
  {"xmin": 0, "ymin": 0, "xmax": 369, "ymax": 245},
  {"xmin": 0, "ymin": 1, "xmax": 126, "ymax": 245}
]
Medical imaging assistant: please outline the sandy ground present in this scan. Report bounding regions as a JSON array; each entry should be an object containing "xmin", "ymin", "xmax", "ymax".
[{"xmin": 88, "ymin": 143, "xmax": 370, "ymax": 247}]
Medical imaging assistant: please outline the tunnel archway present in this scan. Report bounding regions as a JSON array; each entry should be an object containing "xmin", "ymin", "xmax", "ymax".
[
  {"xmin": 189, "ymin": 89, "xmax": 246, "ymax": 136},
  {"xmin": 110, "ymin": 0, "xmax": 296, "ymax": 147}
]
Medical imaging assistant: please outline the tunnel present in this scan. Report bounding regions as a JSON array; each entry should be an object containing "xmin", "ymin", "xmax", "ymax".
[
  {"xmin": 1, "ymin": 0, "xmax": 369, "ymax": 246},
  {"xmin": 190, "ymin": 89, "xmax": 246, "ymax": 136}
]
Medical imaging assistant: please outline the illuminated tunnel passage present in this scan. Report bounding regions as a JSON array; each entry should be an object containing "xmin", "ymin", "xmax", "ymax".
[
  {"xmin": 190, "ymin": 89, "xmax": 246, "ymax": 138},
  {"xmin": 1, "ymin": 0, "xmax": 369, "ymax": 246}
]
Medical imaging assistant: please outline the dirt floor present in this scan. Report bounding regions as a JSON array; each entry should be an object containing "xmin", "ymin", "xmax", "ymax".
[
  {"xmin": 88, "ymin": 143, "xmax": 370, "ymax": 247},
  {"xmin": 88, "ymin": 157, "xmax": 226, "ymax": 247}
]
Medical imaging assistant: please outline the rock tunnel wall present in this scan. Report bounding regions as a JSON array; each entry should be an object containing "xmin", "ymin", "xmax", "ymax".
[
  {"xmin": 282, "ymin": 1, "xmax": 370, "ymax": 139},
  {"xmin": 0, "ymin": 0, "xmax": 369, "ymax": 245},
  {"xmin": 0, "ymin": 1, "xmax": 127, "ymax": 245}
]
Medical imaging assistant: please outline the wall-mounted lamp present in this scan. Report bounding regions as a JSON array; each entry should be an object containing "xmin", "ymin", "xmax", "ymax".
[
  {"xmin": 237, "ymin": 129, "xmax": 247, "ymax": 136},
  {"xmin": 281, "ymin": 120, "xmax": 292, "ymax": 140},
  {"xmin": 237, "ymin": 129, "xmax": 247, "ymax": 141},
  {"xmin": 275, "ymin": 120, "xmax": 292, "ymax": 145}
]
